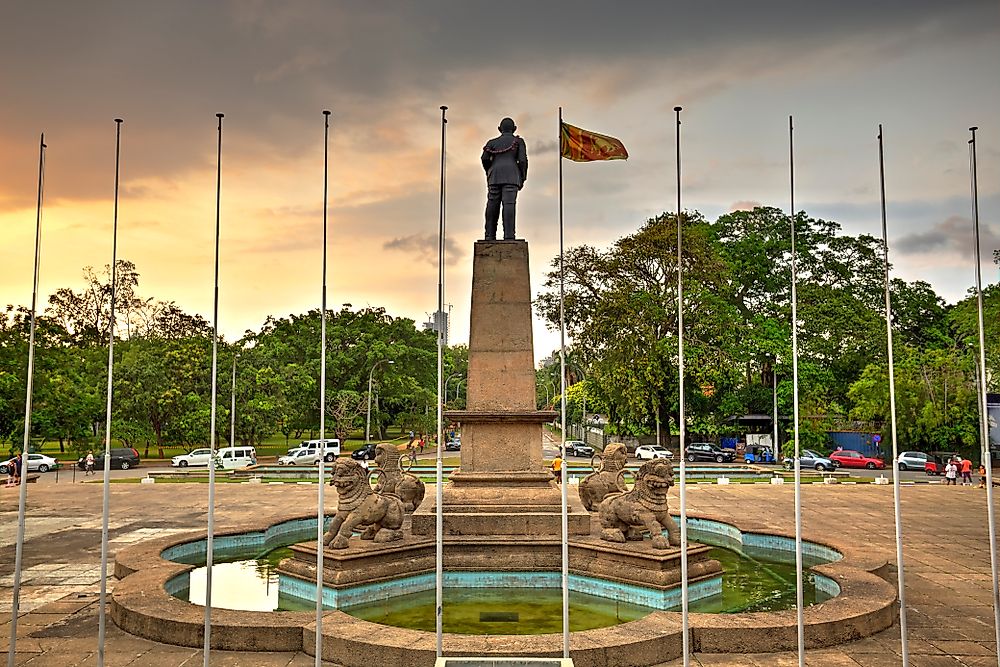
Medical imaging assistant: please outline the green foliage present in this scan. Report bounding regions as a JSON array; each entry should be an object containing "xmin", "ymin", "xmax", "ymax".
[
  {"xmin": 539, "ymin": 206, "xmax": 999, "ymax": 453},
  {"xmin": 2, "ymin": 265, "xmax": 440, "ymax": 452}
]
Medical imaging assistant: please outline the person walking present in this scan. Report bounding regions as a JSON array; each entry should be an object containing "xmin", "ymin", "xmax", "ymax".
[
  {"xmin": 979, "ymin": 463, "xmax": 988, "ymax": 489},
  {"xmin": 944, "ymin": 459, "xmax": 958, "ymax": 486},
  {"xmin": 551, "ymin": 455, "xmax": 563, "ymax": 484},
  {"xmin": 5, "ymin": 456, "xmax": 17, "ymax": 488},
  {"xmin": 408, "ymin": 445, "xmax": 418, "ymax": 466},
  {"xmin": 85, "ymin": 450, "xmax": 95, "ymax": 476},
  {"xmin": 960, "ymin": 457, "xmax": 973, "ymax": 486}
]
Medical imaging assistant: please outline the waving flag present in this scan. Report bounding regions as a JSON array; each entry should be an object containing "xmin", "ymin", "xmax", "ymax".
[{"xmin": 560, "ymin": 122, "xmax": 628, "ymax": 162}]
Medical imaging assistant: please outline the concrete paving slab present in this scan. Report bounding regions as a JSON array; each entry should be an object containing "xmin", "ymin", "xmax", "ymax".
[{"xmin": 2, "ymin": 480, "xmax": 999, "ymax": 666}]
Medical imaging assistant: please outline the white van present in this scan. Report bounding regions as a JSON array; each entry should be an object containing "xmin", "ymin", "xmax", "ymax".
[
  {"xmin": 215, "ymin": 446, "xmax": 257, "ymax": 470},
  {"xmin": 278, "ymin": 439, "xmax": 340, "ymax": 465}
]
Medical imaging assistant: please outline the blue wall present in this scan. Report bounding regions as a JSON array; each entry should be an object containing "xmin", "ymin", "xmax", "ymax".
[{"xmin": 827, "ymin": 431, "xmax": 881, "ymax": 457}]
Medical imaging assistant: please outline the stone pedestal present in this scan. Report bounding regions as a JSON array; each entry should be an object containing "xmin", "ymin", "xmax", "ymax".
[{"xmin": 411, "ymin": 240, "xmax": 590, "ymax": 538}]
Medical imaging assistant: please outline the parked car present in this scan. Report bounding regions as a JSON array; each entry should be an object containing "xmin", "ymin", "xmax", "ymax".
[
  {"xmin": 1, "ymin": 454, "xmax": 59, "ymax": 474},
  {"xmin": 783, "ymin": 449, "xmax": 838, "ymax": 472},
  {"xmin": 829, "ymin": 449, "xmax": 885, "ymax": 470},
  {"xmin": 445, "ymin": 439, "xmax": 461, "ymax": 451},
  {"xmin": 564, "ymin": 440, "xmax": 595, "ymax": 457},
  {"xmin": 215, "ymin": 446, "xmax": 256, "ymax": 470},
  {"xmin": 278, "ymin": 447, "xmax": 320, "ymax": 465},
  {"xmin": 635, "ymin": 445, "xmax": 673, "ymax": 460},
  {"xmin": 685, "ymin": 443, "xmax": 736, "ymax": 463},
  {"xmin": 171, "ymin": 448, "xmax": 213, "ymax": 468},
  {"xmin": 278, "ymin": 440, "xmax": 340, "ymax": 465},
  {"xmin": 924, "ymin": 451, "xmax": 960, "ymax": 476},
  {"xmin": 351, "ymin": 443, "xmax": 378, "ymax": 460},
  {"xmin": 77, "ymin": 447, "xmax": 140, "ymax": 470},
  {"xmin": 300, "ymin": 439, "xmax": 341, "ymax": 461},
  {"xmin": 896, "ymin": 451, "xmax": 928, "ymax": 471}
]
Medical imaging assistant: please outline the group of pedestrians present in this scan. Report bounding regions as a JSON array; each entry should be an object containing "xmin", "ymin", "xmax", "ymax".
[
  {"xmin": 5, "ymin": 453, "xmax": 22, "ymax": 487},
  {"xmin": 943, "ymin": 456, "xmax": 984, "ymax": 487}
]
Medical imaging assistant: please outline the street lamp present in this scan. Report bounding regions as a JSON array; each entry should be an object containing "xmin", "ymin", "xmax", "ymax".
[
  {"xmin": 366, "ymin": 359, "xmax": 395, "ymax": 443},
  {"xmin": 444, "ymin": 373, "xmax": 462, "ymax": 402}
]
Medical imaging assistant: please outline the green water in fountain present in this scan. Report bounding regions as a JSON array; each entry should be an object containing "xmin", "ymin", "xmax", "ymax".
[
  {"xmin": 180, "ymin": 540, "xmax": 831, "ymax": 632},
  {"xmin": 343, "ymin": 546, "xmax": 830, "ymax": 633}
]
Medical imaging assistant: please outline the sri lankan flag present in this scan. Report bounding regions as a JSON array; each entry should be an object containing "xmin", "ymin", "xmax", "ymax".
[{"xmin": 560, "ymin": 122, "xmax": 629, "ymax": 162}]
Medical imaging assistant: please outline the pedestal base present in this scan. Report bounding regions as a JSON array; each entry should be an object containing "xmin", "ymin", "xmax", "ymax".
[
  {"xmin": 410, "ymin": 476, "xmax": 592, "ymax": 537},
  {"xmin": 277, "ymin": 532, "xmax": 723, "ymax": 611}
]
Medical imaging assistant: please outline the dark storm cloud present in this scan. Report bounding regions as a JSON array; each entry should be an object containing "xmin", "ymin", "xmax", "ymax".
[
  {"xmin": 895, "ymin": 215, "xmax": 999, "ymax": 261},
  {"xmin": 1, "ymin": 0, "xmax": 996, "ymax": 208},
  {"xmin": 383, "ymin": 233, "xmax": 463, "ymax": 266}
]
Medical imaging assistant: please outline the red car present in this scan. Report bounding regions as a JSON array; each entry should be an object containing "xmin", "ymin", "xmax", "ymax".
[{"xmin": 829, "ymin": 449, "xmax": 885, "ymax": 470}]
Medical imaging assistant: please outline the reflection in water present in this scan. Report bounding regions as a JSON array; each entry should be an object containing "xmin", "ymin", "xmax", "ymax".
[
  {"xmin": 186, "ymin": 546, "xmax": 294, "ymax": 612},
  {"xmin": 179, "ymin": 538, "xmax": 833, "ymax": 630},
  {"xmin": 346, "ymin": 587, "xmax": 653, "ymax": 634}
]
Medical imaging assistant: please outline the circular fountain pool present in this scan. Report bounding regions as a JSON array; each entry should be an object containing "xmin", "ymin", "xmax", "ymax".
[
  {"xmin": 170, "ymin": 530, "xmax": 835, "ymax": 634},
  {"xmin": 112, "ymin": 512, "xmax": 897, "ymax": 662}
]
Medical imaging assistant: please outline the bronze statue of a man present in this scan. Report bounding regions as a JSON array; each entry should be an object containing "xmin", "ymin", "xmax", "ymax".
[{"xmin": 481, "ymin": 117, "xmax": 528, "ymax": 240}]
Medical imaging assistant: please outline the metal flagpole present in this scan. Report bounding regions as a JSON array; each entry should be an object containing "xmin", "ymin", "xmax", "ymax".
[
  {"xmin": 230, "ymin": 354, "xmax": 237, "ymax": 451},
  {"xmin": 97, "ymin": 118, "xmax": 124, "ymax": 667},
  {"xmin": 6, "ymin": 132, "xmax": 45, "ymax": 667},
  {"xmin": 315, "ymin": 109, "xmax": 332, "ymax": 665},
  {"xmin": 203, "ymin": 112, "xmax": 224, "ymax": 667},
  {"xmin": 435, "ymin": 104, "xmax": 448, "ymax": 657},
  {"xmin": 789, "ymin": 115, "xmax": 805, "ymax": 667},
  {"xmin": 877, "ymin": 124, "xmax": 910, "ymax": 667},
  {"xmin": 772, "ymin": 369, "xmax": 779, "ymax": 462},
  {"xmin": 968, "ymin": 126, "xmax": 1000, "ymax": 665},
  {"xmin": 558, "ymin": 106, "xmax": 570, "ymax": 659},
  {"xmin": 674, "ymin": 105, "xmax": 690, "ymax": 666}
]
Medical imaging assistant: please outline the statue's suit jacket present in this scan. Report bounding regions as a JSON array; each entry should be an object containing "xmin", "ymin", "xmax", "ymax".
[{"xmin": 481, "ymin": 132, "xmax": 528, "ymax": 187}]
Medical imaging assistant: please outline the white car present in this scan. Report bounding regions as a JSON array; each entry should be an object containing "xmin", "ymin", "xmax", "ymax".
[
  {"xmin": 635, "ymin": 445, "xmax": 673, "ymax": 460},
  {"xmin": 278, "ymin": 444, "xmax": 337, "ymax": 466},
  {"xmin": 171, "ymin": 448, "xmax": 214, "ymax": 468},
  {"xmin": 0, "ymin": 454, "xmax": 59, "ymax": 474},
  {"xmin": 896, "ymin": 451, "xmax": 928, "ymax": 471}
]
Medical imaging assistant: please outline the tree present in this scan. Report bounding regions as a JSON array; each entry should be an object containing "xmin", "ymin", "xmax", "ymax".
[
  {"xmin": 45, "ymin": 261, "xmax": 141, "ymax": 345},
  {"xmin": 537, "ymin": 212, "xmax": 737, "ymax": 434},
  {"xmin": 848, "ymin": 346, "xmax": 980, "ymax": 455}
]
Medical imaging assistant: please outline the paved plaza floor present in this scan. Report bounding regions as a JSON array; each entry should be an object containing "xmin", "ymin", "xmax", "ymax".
[{"xmin": 1, "ymin": 478, "xmax": 997, "ymax": 666}]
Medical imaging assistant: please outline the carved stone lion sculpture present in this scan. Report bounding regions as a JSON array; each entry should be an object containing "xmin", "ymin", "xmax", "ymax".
[
  {"xmin": 323, "ymin": 458, "xmax": 405, "ymax": 549},
  {"xmin": 578, "ymin": 442, "xmax": 628, "ymax": 511},
  {"xmin": 598, "ymin": 459, "xmax": 680, "ymax": 549},
  {"xmin": 373, "ymin": 443, "xmax": 425, "ymax": 513}
]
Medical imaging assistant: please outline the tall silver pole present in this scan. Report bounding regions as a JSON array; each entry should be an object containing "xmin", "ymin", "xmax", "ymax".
[
  {"xmin": 6, "ymin": 133, "xmax": 45, "ymax": 667},
  {"xmin": 789, "ymin": 115, "xmax": 805, "ymax": 667},
  {"xmin": 435, "ymin": 104, "xmax": 448, "ymax": 657},
  {"xmin": 877, "ymin": 124, "xmax": 910, "ymax": 667},
  {"xmin": 230, "ymin": 355, "xmax": 237, "ymax": 450},
  {"xmin": 772, "ymin": 368, "xmax": 779, "ymax": 461},
  {"xmin": 97, "ymin": 118, "xmax": 123, "ymax": 667},
  {"xmin": 969, "ymin": 126, "xmax": 1000, "ymax": 665},
  {"xmin": 366, "ymin": 366, "xmax": 374, "ymax": 442},
  {"xmin": 203, "ymin": 112, "xmax": 224, "ymax": 666},
  {"xmin": 315, "ymin": 108, "xmax": 331, "ymax": 666},
  {"xmin": 558, "ymin": 106, "xmax": 571, "ymax": 659},
  {"xmin": 674, "ymin": 105, "xmax": 690, "ymax": 666}
]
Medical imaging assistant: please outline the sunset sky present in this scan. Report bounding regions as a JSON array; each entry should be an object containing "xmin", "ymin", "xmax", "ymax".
[{"xmin": 1, "ymin": 1, "xmax": 998, "ymax": 362}]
